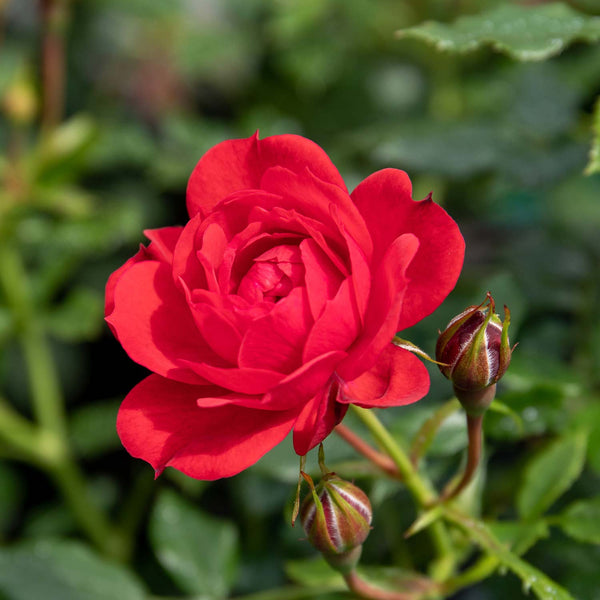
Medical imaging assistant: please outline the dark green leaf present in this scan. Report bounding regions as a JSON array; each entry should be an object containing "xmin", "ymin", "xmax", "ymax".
[
  {"xmin": 585, "ymin": 95, "xmax": 600, "ymax": 175},
  {"xmin": 69, "ymin": 398, "xmax": 121, "ymax": 458},
  {"xmin": 149, "ymin": 489, "xmax": 239, "ymax": 597},
  {"xmin": 488, "ymin": 520, "xmax": 549, "ymax": 556},
  {"xmin": 44, "ymin": 287, "xmax": 104, "ymax": 342},
  {"xmin": 517, "ymin": 430, "xmax": 588, "ymax": 520},
  {"xmin": 556, "ymin": 497, "xmax": 600, "ymax": 544},
  {"xmin": 0, "ymin": 539, "xmax": 146, "ymax": 600},
  {"xmin": 396, "ymin": 3, "xmax": 600, "ymax": 61}
]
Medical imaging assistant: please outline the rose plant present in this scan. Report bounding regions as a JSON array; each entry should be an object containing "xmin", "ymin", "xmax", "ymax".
[{"xmin": 105, "ymin": 133, "xmax": 464, "ymax": 480}]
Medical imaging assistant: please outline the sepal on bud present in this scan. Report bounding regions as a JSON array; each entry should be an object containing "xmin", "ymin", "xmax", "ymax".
[
  {"xmin": 299, "ymin": 471, "xmax": 372, "ymax": 574},
  {"xmin": 436, "ymin": 293, "xmax": 513, "ymax": 415}
]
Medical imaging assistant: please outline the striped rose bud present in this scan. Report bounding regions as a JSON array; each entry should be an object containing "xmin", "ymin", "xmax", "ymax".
[
  {"xmin": 436, "ymin": 293, "xmax": 512, "ymax": 415},
  {"xmin": 299, "ymin": 472, "xmax": 372, "ymax": 573}
]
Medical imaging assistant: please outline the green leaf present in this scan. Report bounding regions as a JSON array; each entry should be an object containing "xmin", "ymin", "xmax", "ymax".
[
  {"xmin": 556, "ymin": 497, "xmax": 600, "ymax": 544},
  {"xmin": 585, "ymin": 95, "xmax": 600, "ymax": 175},
  {"xmin": 488, "ymin": 520, "xmax": 549, "ymax": 556},
  {"xmin": 149, "ymin": 489, "xmax": 239, "ymax": 597},
  {"xmin": 285, "ymin": 557, "xmax": 345, "ymax": 589},
  {"xmin": 396, "ymin": 3, "xmax": 600, "ymax": 62},
  {"xmin": 0, "ymin": 539, "xmax": 146, "ymax": 600},
  {"xmin": 487, "ymin": 400, "xmax": 523, "ymax": 435},
  {"xmin": 443, "ymin": 508, "xmax": 575, "ymax": 600},
  {"xmin": 69, "ymin": 398, "xmax": 121, "ymax": 458},
  {"xmin": 517, "ymin": 430, "xmax": 588, "ymax": 520},
  {"xmin": 44, "ymin": 287, "xmax": 104, "ymax": 342}
]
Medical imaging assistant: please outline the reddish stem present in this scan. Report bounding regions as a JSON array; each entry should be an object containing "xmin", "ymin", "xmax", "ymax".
[
  {"xmin": 334, "ymin": 424, "xmax": 400, "ymax": 478},
  {"xmin": 344, "ymin": 570, "xmax": 433, "ymax": 600},
  {"xmin": 40, "ymin": 0, "xmax": 68, "ymax": 130},
  {"xmin": 441, "ymin": 413, "xmax": 483, "ymax": 502}
]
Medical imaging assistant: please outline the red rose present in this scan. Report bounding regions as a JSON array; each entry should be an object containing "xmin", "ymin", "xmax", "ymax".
[{"xmin": 105, "ymin": 133, "xmax": 464, "ymax": 480}]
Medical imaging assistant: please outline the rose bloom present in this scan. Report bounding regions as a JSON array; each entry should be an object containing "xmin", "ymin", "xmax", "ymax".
[{"xmin": 105, "ymin": 133, "xmax": 464, "ymax": 480}]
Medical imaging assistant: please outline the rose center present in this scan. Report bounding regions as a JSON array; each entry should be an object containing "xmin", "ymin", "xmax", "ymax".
[{"xmin": 237, "ymin": 244, "xmax": 304, "ymax": 304}]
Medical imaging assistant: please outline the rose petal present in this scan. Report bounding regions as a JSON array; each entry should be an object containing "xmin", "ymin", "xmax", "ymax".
[
  {"xmin": 187, "ymin": 132, "xmax": 347, "ymax": 218},
  {"xmin": 292, "ymin": 382, "xmax": 348, "ymax": 455},
  {"xmin": 143, "ymin": 226, "xmax": 184, "ymax": 264},
  {"xmin": 352, "ymin": 169, "xmax": 465, "ymax": 329},
  {"xmin": 303, "ymin": 278, "xmax": 360, "ymax": 362},
  {"xmin": 339, "ymin": 344, "xmax": 429, "ymax": 408},
  {"xmin": 117, "ymin": 375, "xmax": 298, "ymax": 480},
  {"xmin": 263, "ymin": 350, "xmax": 347, "ymax": 410},
  {"xmin": 260, "ymin": 166, "xmax": 370, "ymax": 258},
  {"xmin": 106, "ymin": 261, "xmax": 222, "ymax": 384},
  {"xmin": 238, "ymin": 287, "xmax": 313, "ymax": 372},
  {"xmin": 300, "ymin": 238, "xmax": 344, "ymax": 321},
  {"xmin": 337, "ymin": 233, "xmax": 419, "ymax": 381},
  {"xmin": 180, "ymin": 361, "xmax": 285, "ymax": 395}
]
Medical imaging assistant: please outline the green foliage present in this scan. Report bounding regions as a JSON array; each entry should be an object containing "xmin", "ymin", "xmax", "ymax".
[
  {"xmin": 556, "ymin": 498, "xmax": 600, "ymax": 544},
  {"xmin": 517, "ymin": 430, "xmax": 588, "ymax": 520},
  {"xmin": 1, "ymin": 0, "xmax": 600, "ymax": 599},
  {"xmin": 397, "ymin": 3, "xmax": 600, "ymax": 61},
  {"xmin": 0, "ymin": 539, "xmax": 147, "ymax": 600},
  {"xmin": 149, "ymin": 489, "xmax": 239, "ymax": 597}
]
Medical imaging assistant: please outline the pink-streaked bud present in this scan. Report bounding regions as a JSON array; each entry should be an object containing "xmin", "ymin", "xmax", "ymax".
[
  {"xmin": 436, "ymin": 293, "xmax": 512, "ymax": 414},
  {"xmin": 299, "ymin": 472, "xmax": 372, "ymax": 573}
]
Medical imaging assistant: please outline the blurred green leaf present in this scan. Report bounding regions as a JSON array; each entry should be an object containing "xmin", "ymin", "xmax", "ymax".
[
  {"xmin": 44, "ymin": 287, "xmax": 104, "ymax": 342},
  {"xmin": 285, "ymin": 557, "xmax": 345, "ymax": 589},
  {"xmin": 396, "ymin": 3, "xmax": 600, "ymax": 61},
  {"xmin": 585, "ymin": 95, "xmax": 600, "ymax": 175},
  {"xmin": 444, "ymin": 508, "xmax": 575, "ymax": 600},
  {"xmin": 517, "ymin": 430, "xmax": 588, "ymax": 520},
  {"xmin": 149, "ymin": 489, "xmax": 239, "ymax": 597},
  {"xmin": 0, "ymin": 539, "xmax": 146, "ymax": 600},
  {"xmin": 0, "ymin": 463, "xmax": 23, "ymax": 538},
  {"xmin": 487, "ymin": 401, "xmax": 523, "ymax": 435},
  {"xmin": 34, "ymin": 115, "xmax": 98, "ymax": 184},
  {"xmin": 70, "ymin": 398, "xmax": 121, "ymax": 458},
  {"xmin": 556, "ymin": 497, "xmax": 600, "ymax": 544},
  {"xmin": 488, "ymin": 519, "xmax": 549, "ymax": 556}
]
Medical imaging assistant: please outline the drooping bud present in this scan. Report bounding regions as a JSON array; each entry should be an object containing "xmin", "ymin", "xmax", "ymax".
[
  {"xmin": 436, "ymin": 293, "xmax": 513, "ymax": 415},
  {"xmin": 299, "ymin": 471, "xmax": 372, "ymax": 574}
]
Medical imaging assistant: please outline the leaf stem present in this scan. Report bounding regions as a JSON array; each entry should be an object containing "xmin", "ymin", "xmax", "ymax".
[
  {"xmin": 440, "ymin": 413, "xmax": 483, "ymax": 502},
  {"xmin": 0, "ymin": 243, "xmax": 124, "ymax": 560},
  {"xmin": 334, "ymin": 423, "xmax": 400, "ymax": 478},
  {"xmin": 350, "ymin": 406, "xmax": 456, "ymax": 581}
]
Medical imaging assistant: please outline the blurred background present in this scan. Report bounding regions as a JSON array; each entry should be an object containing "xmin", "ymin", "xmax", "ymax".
[{"xmin": 1, "ymin": 1, "xmax": 600, "ymax": 599}]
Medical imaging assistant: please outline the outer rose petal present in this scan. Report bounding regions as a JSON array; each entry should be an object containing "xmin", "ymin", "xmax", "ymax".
[
  {"xmin": 339, "ymin": 344, "xmax": 429, "ymax": 408},
  {"xmin": 187, "ymin": 132, "xmax": 347, "ymax": 218},
  {"xmin": 106, "ymin": 261, "xmax": 221, "ymax": 384},
  {"xmin": 105, "ymin": 226, "xmax": 183, "ymax": 317},
  {"xmin": 117, "ymin": 375, "xmax": 298, "ymax": 480},
  {"xmin": 293, "ymin": 382, "xmax": 348, "ymax": 455},
  {"xmin": 338, "ymin": 233, "xmax": 419, "ymax": 381},
  {"xmin": 352, "ymin": 169, "xmax": 465, "ymax": 330}
]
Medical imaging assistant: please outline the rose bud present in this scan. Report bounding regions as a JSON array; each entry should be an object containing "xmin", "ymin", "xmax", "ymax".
[
  {"xmin": 299, "ymin": 472, "xmax": 372, "ymax": 573},
  {"xmin": 436, "ymin": 293, "xmax": 512, "ymax": 415}
]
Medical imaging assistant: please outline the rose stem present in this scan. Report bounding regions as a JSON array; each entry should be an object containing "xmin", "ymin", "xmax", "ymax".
[
  {"xmin": 0, "ymin": 244, "xmax": 125, "ymax": 561},
  {"xmin": 40, "ymin": 0, "xmax": 69, "ymax": 131},
  {"xmin": 344, "ymin": 569, "xmax": 433, "ymax": 600},
  {"xmin": 350, "ymin": 406, "xmax": 456, "ymax": 581},
  {"xmin": 334, "ymin": 423, "xmax": 400, "ymax": 478},
  {"xmin": 440, "ymin": 413, "xmax": 483, "ymax": 503}
]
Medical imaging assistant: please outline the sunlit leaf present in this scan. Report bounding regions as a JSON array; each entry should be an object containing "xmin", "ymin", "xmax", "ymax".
[
  {"xmin": 396, "ymin": 3, "xmax": 600, "ymax": 61},
  {"xmin": 517, "ymin": 430, "xmax": 588, "ymax": 520}
]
